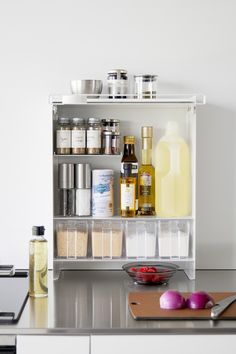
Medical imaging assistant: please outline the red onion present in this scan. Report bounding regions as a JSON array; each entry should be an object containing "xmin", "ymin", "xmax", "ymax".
[
  {"xmin": 160, "ymin": 290, "xmax": 186, "ymax": 310},
  {"xmin": 186, "ymin": 291, "xmax": 215, "ymax": 309}
]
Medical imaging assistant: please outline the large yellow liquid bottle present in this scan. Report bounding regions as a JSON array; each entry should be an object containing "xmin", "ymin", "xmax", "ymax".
[{"xmin": 155, "ymin": 121, "xmax": 191, "ymax": 217}]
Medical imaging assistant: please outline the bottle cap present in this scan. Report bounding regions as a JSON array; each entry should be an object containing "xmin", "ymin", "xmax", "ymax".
[
  {"xmin": 141, "ymin": 126, "xmax": 153, "ymax": 138},
  {"xmin": 58, "ymin": 117, "xmax": 70, "ymax": 124},
  {"xmin": 166, "ymin": 121, "xmax": 179, "ymax": 135},
  {"xmin": 58, "ymin": 163, "xmax": 74, "ymax": 189},
  {"xmin": 75, "ymin": 163, "xmax": 91, "ymax": 189},
  {"xmin": 124, "ymin": 136, "xmax": 135, "ymax": 144},
  {"xmin": 32, "ymin": 226, "xmax": 45, "ymax": 236}
]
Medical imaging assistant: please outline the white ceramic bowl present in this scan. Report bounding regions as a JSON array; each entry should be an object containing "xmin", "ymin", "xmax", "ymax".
[{"xmin": 70, "ymin": 80, "xmax": 103, "ymax": 97}]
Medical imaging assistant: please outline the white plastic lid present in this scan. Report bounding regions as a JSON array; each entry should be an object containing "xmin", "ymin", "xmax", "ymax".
[{"xmin": 166, "ymin": 121, "xmax": 179, "ymax": 135}]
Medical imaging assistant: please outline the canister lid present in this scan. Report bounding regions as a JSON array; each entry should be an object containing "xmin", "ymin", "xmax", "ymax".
[
  {"xmin": 75, "ymin": 163, "xmax": 91, "ymax": 189},
  {"xmin": 108, "ymin": 69, "xmax": 127, "ymax": 75},
  {"xmin": 58, "ymin": 163, "xmax": 74, "ymax": 189},
  {"xmin": 134, "ymin": 74, "xmax": 158, "ymax": 82}
]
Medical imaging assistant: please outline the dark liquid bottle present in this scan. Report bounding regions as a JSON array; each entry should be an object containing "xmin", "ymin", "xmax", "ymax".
[{"xmin": 121, "ymin": 136, "xmax": 138, "ymax": 212}]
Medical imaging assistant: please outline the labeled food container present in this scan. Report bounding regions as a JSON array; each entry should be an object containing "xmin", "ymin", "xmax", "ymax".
[
  {"xmin": 92, "ymin": 221, "xmax": 123, "ymax": 258},
  {"xmin": 86, "ymin": 118, "xmax": 102, "ymax": 154},
  {"xmin": 92, "ymin": 169, "xmax": 114, "ymax": 217},
  {"xmin": 134, "ymin": 74, "xmax": 158, "ymax": 99},
  {"xmin": 56, "ymin": 221, "xmax": 88, "ymax": 258},
  {"xmin": 125, "ymin": 221, "xmax": 156, "ymax": 258},
  {"xmin": 158, "ymin": 220, "xmax": 190, "ymax": 259},
  {"xmin": 107, "ymin": 69, "xmax": 128, "ymax": 98},
  {"xmin": 56, "ymin": 117, "xmax": 71, "ymax": 155},
  {"xmin": 71, "ymin": 117, "xmax": 86, "ymax": 155}
]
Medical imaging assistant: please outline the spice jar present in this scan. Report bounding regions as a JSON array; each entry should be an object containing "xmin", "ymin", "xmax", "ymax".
[
  {"xmin": 102, "ymin": 131, "xmax": 112, "ymax": 155},
  {"xmin": 134, "ymin": 74, "xmax": 158, "ymax": 99},
  {"xmin": 111, "ymin": 132, "xmax": 120, "ymax": 155},
  {"xmin": 107, "ymin": 69, "xmax": 128, "ymax": 98},
  {"xmin": 86, "ymin": 118, "xmax": 102, "ymax": 154},
  {"xmin": 56, "ymin": 117, "xmax": 71, "ymax": 155},
  {"xmin": 71, "ymin": 117, "xmax": 86, "ymax": 155}
]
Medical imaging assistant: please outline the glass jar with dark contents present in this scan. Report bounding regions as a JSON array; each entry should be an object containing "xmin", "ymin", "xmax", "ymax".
[
  {"xmin": 107, "ymin": 69, "xmax": 128, "ymax": 99},
  {"xmin": 134, "ymin": 74, "xmax": 158, "ymax": 99}
]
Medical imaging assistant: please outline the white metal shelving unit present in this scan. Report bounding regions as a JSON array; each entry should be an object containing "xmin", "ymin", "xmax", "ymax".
[{"xmin": 51, "ymin": 93, "xmax": 205, "ymax": 280}]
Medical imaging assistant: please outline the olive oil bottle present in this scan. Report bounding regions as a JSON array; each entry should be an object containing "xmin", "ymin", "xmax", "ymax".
[
  {"xmin": 29, "ymin": 226, "xmax": 48, "ymax": 298},
  {"xmin": 120, "ymin": 163, "xmax": 136, "ymax": 217},
  {"xmin": 121, "ymin": 136, "xmax": 138, "ymax": 212},
  {"xmin": 138, "ymin": 126, "xmax": 155, "ymax": 215}
]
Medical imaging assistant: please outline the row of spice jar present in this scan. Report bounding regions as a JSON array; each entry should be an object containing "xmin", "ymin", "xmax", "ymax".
[
  {"xmin": 56, "ymin": 117, "xmax": 121, "ymax": 155},
  {"xmin": 55, "ymin": 220, "xmax": 190, "ymax": 259}
]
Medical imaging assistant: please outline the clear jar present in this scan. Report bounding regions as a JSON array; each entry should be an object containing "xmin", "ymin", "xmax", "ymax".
[
  {"xmin": 56, "ymin": 117, "xmax": 71, "ymax": 155},
  {"xmin": 134, "ymin": 75, "xmax": 158, "ymax": 99},
  {"xmin": 111, "ymin": 133, "xmax": 120, "ymax": 155},
  {"xmin": 86, "ymin": 118, "xmax": 102, "ymax": 154},
  {"xmin": 102, "ymin": 131, "xmax": 112, "ymax": 155},
  {"xmin": 71, "ymin": 117, "xmax": 86, "ymax": 155},
  {"xmin": 107, "ymin": 69, "xmax": 128, "ymax": 98}
]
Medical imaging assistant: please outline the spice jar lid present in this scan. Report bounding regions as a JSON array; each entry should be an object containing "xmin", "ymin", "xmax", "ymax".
[
  {"xmin": 58, "ymin": 163, "xmax": 74, "ymax": 189},
  {"xmin": 58, "ymin": 117, "xmax": 70, "ymax": 124},
  {"xmin": 110, "ymin": 119, "xmax": 120, "ymax": 123},
  {"xmin": 75, "ymin": 163, "xmax": 91, "ymax": 189},
  {"xmin": 71, "ymin": 117, "xmax": 85, "ymax": 124},
  {"xmin": 88, "ymin": 117, "xmax": 101, "ymax": 124},
  {"xmin": 124, "ymin": 135, "xmax": 135, "ymax": 144},
  {"xmin": 101, "ymin": 118, "xmax": 112, "ymax": 123}
]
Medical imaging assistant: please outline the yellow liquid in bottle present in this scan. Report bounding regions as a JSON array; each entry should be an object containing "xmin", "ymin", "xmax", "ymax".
[
  {"xmin": 155, "ymin": 125, "xmax": 191, "ymax": 217},
  {"xmin": 29, "ymin": 238, "xmax": 48, "ymax": 298}
]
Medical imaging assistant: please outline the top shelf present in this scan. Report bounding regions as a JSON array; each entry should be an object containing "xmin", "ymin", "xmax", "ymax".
[{"xmin": 49, "ymin": 93, "xmax": 206, "ymax": 106}]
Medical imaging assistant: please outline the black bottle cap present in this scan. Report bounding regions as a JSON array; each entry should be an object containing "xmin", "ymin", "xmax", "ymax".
[{"xmin": 32, "ymin": 226, "xmax": 45, "ymax": 236}]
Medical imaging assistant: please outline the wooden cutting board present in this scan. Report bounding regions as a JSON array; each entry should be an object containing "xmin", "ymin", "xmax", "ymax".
[{"xmin": 128, "ymin": 292, "xmax": 236, "ymax": 320}]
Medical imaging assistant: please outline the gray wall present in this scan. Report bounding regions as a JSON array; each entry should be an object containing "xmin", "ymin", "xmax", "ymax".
[{"xmin": 0, "ymin": 0, "xmax": 235, "ymax": 268}]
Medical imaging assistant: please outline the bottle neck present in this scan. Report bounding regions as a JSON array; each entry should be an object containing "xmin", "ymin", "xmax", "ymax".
[
  {"xmin": 123, "ymin": 143, "xmax": 135, "ymax": 157},
  {"xmin": 141, "ymin": 137, "xmax": 152, "ymax": 165}
]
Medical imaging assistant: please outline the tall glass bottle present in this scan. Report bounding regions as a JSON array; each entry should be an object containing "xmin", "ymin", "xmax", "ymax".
[
  {"xmin": 120, "ymin": 163, "xmax": 136, "ymax": 217},
  {"xmin": 29, "ymin": 226, "xmax": 48, "ymax": 298},
  {"xmin": 138, "ymin": 126, "xmax": 155, "ymax": 215},
  {"xmin": 121, "ymin": 136, "xmax": 138, "ymax": 212}
]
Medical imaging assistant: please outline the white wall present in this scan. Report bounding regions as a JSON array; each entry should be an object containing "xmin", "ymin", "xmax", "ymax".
[{"xmin": 0, "ymin": 0, "xmax": 236, "ymax": 269}]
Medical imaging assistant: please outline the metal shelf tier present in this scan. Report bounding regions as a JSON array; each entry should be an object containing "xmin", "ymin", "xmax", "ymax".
[{"xmin": 50, "ymin": 93, "xmax": 206, "ymax": 106}]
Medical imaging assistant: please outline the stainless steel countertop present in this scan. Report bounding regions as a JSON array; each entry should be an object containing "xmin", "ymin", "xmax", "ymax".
[{"xmin": 1, "ymin": 270, "xmax": 236, "ymax": 335}]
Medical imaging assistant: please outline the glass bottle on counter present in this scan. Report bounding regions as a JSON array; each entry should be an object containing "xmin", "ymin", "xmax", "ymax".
[
  {"xmin": 86, "ymin": 118, "xmax": 102, "ymax": 154},
  {"xmin": 120, "ymin": 163, "xmax": 136, "ymax": 217},
  {"xmin": 58, "ymin": 163, "xmax": 75, "ymax": 216},
  {"xmin": 121, "ymin": 136, "xmax": 138, "ymax": 212},
  {"xmin": 56, "ymin": 117, "xmax": 71, "ymax": 155},
  {"xmin": 138, "ymin": 126, "xmax": 155, "ymax": 215},
  {"xmin": 29, "ymin": 226, "xmax": 48, "ymax": 298},
  {"xmin": 71, "ymin": 117, "xmax": 86, "ymax": 155}
]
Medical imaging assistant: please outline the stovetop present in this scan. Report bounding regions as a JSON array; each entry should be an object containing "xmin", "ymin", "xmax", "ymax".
[{"xmin": 0, "ymin": 271, "xmax": 28, "ymax": 324}]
